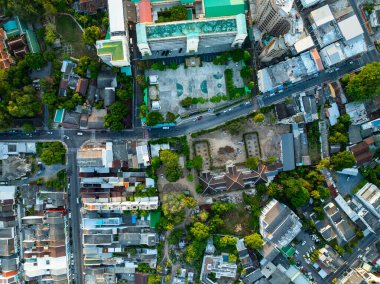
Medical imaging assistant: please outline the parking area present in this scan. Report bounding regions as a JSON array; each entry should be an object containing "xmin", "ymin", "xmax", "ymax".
[
  {"xmin": 293, "ymin": 231, "xmax": 325, "ymax": 284},
  {"xmin": 145, "ymin": 61, "xmax": 244, "ymax": 116},
  {"xmin": 335, "ymin": 172, "xmax": 364, "ymax": 197}
]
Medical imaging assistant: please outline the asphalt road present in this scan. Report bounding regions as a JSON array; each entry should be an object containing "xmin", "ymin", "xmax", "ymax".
[
  {"xmin": 325, "ymin": 232, "xmax": 380, "ymax": 282},
  {"xmin": 257, "ymin": 49, "xmax": 379, "ymax": 107}
]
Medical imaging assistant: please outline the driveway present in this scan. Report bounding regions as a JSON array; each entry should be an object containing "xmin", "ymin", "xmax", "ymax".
[{"xmin": 335, "ymin": 172, "xmax": 364, "ymax": 197}]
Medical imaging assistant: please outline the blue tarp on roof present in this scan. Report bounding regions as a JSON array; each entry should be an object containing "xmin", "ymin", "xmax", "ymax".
[
  {"xmin": 121, "ymin": 66, "xmax": 132, "ymax": 76},
  {"xmin": 3, "ymin": 20, "xmax": 17, "ymax": 31},
  {"xmin": 131, "ymin": 215, "xmax": 137, "ymax": 224}
]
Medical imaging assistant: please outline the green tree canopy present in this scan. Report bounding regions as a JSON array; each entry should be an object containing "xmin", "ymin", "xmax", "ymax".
[
  {"xmin": 345, "ymin": 62, "xmax": 380, "ymax": 101},
  {"xmin": 104, "ymin": 101, "xmax": 128, "ymax": 130},
  {"xmin": 38, "ymin": 142, "xmax": 66, "ymax": 165},
  {"xmin": 44, "ymin": 24, "xmax": 56, "ymax": 46},
  {"xmin": 180, "ymin": 97, "xmax": 193, "ymax": 108},
  {"xmin": 192, "ymin": 156, "xmax": 203, "ymax": 171},
  {"xmin": 330, "ymin": 151, "xmax": 356, "ymax": 170},
  {"xmin": 245, "ymin": 157, "xmax": 259, "ymax": 169},
  {"xmin": 190, "ymin": 222, "xmax": 210, "ymax": 240},
  {"xmin": 7, "ymin": 87, "xmax": 41, "ymax": 117},
  {"xmin": 83, "ymin": 26, "xmax": 101, "ymax": 45},
  {"xmin": 146, "ymin": 111, "xmax": 164, "ymax": 126},
  {"xmin": 25, "ymin": 53, "xmax": 46, "ymax": 70},
  {"xmin": 244, "ymin": 233, "xmax": 264, "ymax": 250},
  {"xmin": 253, "ymin": 113, "xmax": 265, "ymax": 123},
  {"xmin": 162, "ymin": 192, "xmax": 186, "ymax": 224},
  {"xmin": 160, "ymin": 149, "xmax": 182, "ymax": 182}
]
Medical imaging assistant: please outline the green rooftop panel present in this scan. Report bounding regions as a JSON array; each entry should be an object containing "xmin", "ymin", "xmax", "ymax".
[
  {"xmin": 97, "ymin": 40, "xmax": 124, "ymax": 61},
  {"xmin": 204, "ymin": 0, "xmax": 244, "ymax": 18},
  {"xmin": 146, "ymin": 18, "xmax": 237, "ymax": 39},
  {"xmin": 26, "ymin": 29, "xmax": 40, "ymax": 53}
]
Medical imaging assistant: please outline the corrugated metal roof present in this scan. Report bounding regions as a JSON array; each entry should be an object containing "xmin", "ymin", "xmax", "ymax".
[
  {"xmin": 204, "ymin": 0, "xmax": 244, "ymax": 18},
  {"xmin": 138, "ymin": 0, "xmax": 153, "ymax": 23}
]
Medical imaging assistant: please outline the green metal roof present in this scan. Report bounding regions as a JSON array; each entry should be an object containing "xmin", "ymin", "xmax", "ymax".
[
  {"xmin": 204, "ymin": 0, "xmax": 244, "ymax": 18},
  {"xmin": 145, "ymin": 18, "xmax": 237, "ymax": 39},
  {"xmin": 97, "ymin": 40, "xmax": 124, "ymax": 61},
  {"xmin": 136, "ymin": 23, "xmax": 148, "ymax": 44},
  {"xmin": 25, "ymin": 29, "xmax": 40, "ymax": 53}
]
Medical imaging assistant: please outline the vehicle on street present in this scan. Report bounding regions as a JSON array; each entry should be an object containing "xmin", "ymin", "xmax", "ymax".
[
  {"xmin": 197, "ymin": 116, "xmax": 203, "ymax": 120},
  {"xmin": 162, "ymin": 127, "xmax": 170, "ymax": 130},
  {"xmin": 77, "ymin": 132, "xmax": 83, "ymax": 136}
]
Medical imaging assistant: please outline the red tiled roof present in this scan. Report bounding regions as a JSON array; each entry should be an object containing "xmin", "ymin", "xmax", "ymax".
[
  {"xmin": 76, "ymin": 78, "xmax": 89, "ymax": 96},
  {"xmin": 311, "ymin": 48, "xmax": 324, "ymax": 71},
  {"xmin": 138, "ymin": 0, "xmax": 153, "ymax": 23}
]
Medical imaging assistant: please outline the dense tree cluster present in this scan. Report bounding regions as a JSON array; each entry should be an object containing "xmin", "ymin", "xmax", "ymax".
[
  {"xmin": 6, "ymin": 0, "xmax": 69, "ymax": 21},
  {"xmin": 37, "ymin": 142, "xmax": 66, "ymax": 165},
  {"xmin": 330, "ymin": 151, "xmax": 356, "ymax": 170},
  {"xmin": 157, "ymin": 5, "xmax": 187, "ymax": 23},
  {"xmin": 159, "ymin": 149, "xmax": 182, "ymax": 182},
  {"xmin": 265, "ymin": 168, "xmax": 330, "ymax": 218},
  {"xmin": 341, "ymin": 62, "xmax": 380, "ymax": 101},
  {"xmin": 328, "ymin": 114, "xmax": 351, "ymax": 148},
  {"xmin": 82, "ymin": 26, "xmax": 101, "ymax": 45},
  {"xmin": 104, "ymin": 101, "xmax": 129, "ymax": 131}
]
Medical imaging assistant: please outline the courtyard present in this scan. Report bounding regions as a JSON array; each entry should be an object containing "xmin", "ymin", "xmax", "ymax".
[{"xmin": 145, "ymin": 61, "xmax": 244, "ymax": 116}]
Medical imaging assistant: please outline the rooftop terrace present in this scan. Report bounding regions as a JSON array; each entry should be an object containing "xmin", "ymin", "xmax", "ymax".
[
  {"xmin": 97, "ymin": 40, "xmax": 124, "ymax": 61},
  {"xmin": 145, "ymin": 17, "xmax": 237, "ymax": 39}
]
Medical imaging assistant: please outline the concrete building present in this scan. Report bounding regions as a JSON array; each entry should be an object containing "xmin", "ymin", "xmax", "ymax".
[
  {"xmin": 317, "ymin": 12, "xmax": 367, "ymax": 67},
  {"xmin": 0, "ymin": 186, "xmax": 19, "ymax": 284},
  {"xmin": 259, "ymin": 199, "xmax": 302, "ymax": 262},
  {"xmin": 77, "ymin": 144, "xmax": 160, "ymax": 283},
  {"xmin": 255, "ymin": 0, "xmax": 294, "ymax": 37},
  {"xmin": 137, "ymin": 14, "xmax": 247, "ymax": 58},
  {"xmin": 96, "ymin": 0, "xmax": 132, "ymax": 68},
  {"xmin": 257, "ymin": 49, "xmax": 323, "ymax": 93},
  {"xmin": 255, "ymin": 0, "xmax": 309, "ymax": 62},
  {"xmin": 200, "ymin": 254, "xmax": 237, "ymax": 283},
  {"xmin": 355, "ymin": 183, "xmax": 380, "ymax": 220}
]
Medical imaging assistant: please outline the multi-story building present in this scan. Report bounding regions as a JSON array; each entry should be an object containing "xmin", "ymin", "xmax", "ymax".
[
  {"xmin": 0, "ymin": 186, "xmax": 19, "ymax": 284},
  {"xmin": 137, "ymin": 14, "xmax": 247, "ymax": 58},
  {"xmin": 96, "ymin": 0, "xmax": 134, "ymax": 68},
  {"xmin": 259, "ymin": 199, "xmax": 302, "ymax": 262},
  {"xmin": 78, "ymin": 142, "xmax": 159, "ymax": 283},
  {"xmin": 255, "ymin": 0, "xmax": 294, "ymax": 37},
  {"xmin": 20, "ymin": 188, "xmax": 70, "ymax": 284}
]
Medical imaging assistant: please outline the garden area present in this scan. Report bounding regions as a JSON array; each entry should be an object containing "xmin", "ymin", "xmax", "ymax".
[{"xmin": 55, "ymin": 14, "xmax": 95, "ymax": 58}]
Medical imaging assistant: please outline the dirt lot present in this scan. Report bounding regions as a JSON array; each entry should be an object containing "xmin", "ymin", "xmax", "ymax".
[{"xmin": 191, "ymin": 119, "xmax": 290, "ymax": 166}]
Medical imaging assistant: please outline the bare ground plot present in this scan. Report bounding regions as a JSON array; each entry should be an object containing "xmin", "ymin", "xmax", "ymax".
[
  {"xmin": 244, "ymin": 132, "xmax": 260, "ymax": 158},
  {"xmin": 194, "ymin": 131, "xmax": 246, "ymax": 168},
  {"xmin": 192, "ymin": 121, "xmax": 290, "ymax": 166},
  {"xmin": 194, "ymin": 141, "xmax": 211, "ymax": 170}
]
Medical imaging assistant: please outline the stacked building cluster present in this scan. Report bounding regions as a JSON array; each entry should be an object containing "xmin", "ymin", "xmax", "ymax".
[{"xmin": 76, "ymin": 141, "xmax": 160, "ymax": 283}]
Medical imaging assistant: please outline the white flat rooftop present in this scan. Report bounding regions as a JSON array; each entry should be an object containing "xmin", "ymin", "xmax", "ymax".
[
  {"xmin": 108, "ymin": 0, "xmax": 125, "ymax": 33},
  {"xmin": 294, "ymin": 35, "xmax": 314, "ymax": 53},
  {"xmin": 338, "ymin": 15, "xmax": 364, "ymax": 41},
  {"xmin": 310, "ymin": 5, "xmax": 334, "ymax": 27}
]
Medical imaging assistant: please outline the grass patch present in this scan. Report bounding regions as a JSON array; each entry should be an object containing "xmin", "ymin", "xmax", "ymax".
[
  {"xmin": 306, "ymin": 121, "xmax": 321, "ymax": 164},
  {"xmin": 220, "ymin": 204, "xmax": 251, "ymax": 237},
  {"xmin": 55, "ymin": 15, "xmax": 95, "ymax": 58}
]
